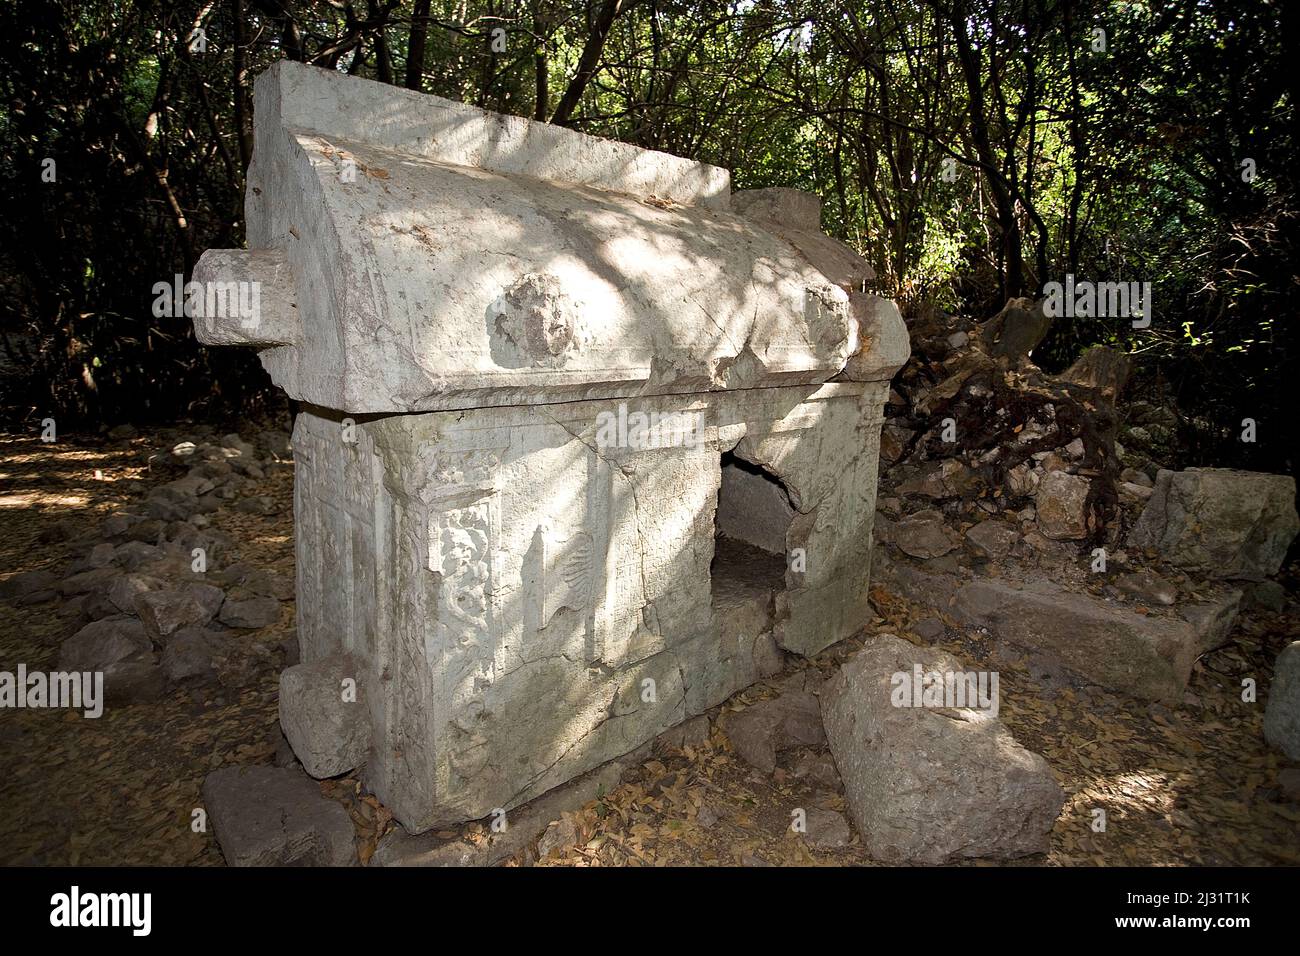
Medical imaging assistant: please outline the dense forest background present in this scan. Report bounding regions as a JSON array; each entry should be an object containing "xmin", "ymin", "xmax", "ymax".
[{"xmin": 1, "ymin": 0, "xmax": 1295, "ymax": 473}]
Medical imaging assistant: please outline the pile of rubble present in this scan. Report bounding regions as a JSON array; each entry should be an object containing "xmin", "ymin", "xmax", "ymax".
[{"xmin": 1, "ymin": 430, "xmax": 297, "ymax": 703}]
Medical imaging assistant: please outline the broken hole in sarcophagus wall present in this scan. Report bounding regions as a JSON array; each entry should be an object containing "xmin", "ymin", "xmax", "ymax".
[{"xmin": 712, "ymin": 451, "xmax": 792, "ymax": 634}]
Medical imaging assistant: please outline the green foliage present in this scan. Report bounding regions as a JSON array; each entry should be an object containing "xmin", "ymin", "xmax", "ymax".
[{"xmin": 0, "ymin": 0, "xmax": 1295, "ymax": 475}]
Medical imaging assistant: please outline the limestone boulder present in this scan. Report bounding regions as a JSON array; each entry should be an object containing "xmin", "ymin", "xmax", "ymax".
[
  {"xmin": 723, "ymin": 689, "xmax": 825, "ymax": 773},
  {"xmin": 1264, "ymin": 642, "xmax": 1300, "ymax": 760},
  {"xmin": 134, "ymin": 585, "xmax": 222, "ymax": 638},
  {"xmin": 279, "ymin": 654, "xmax": 371, "ymax": 778},
  {"xmin": 1128, "ymin": 468, "xmax": 1299, "ymax": 580},
  {"xmin": 964, "ymin": 519, "xmax": 1020, "ymax": 559},
  {"xmin": 821, "ymin": 634, "xmax": 1063, "ymax": 863},
  {"xmin": 218, "ymin": 595, "xmax": 280, "ymax": 629},
  {"xmin": 892, "ymin": 509, "xmax": 960, "ymax": 559},
  {"xmin": 951, "ymin": 578, "xmax": 1240, "ymax": 701},
  {"xmin": 1035, "ymin": 470, "xmax": 1090, "ymax": 540},
  {"xmin": 202, "ymin": 766, "xmax": 356, "ymax": 866},
  {"xmin": 59, "ymin": 617, "xmax": 153, "ymax": 672}
]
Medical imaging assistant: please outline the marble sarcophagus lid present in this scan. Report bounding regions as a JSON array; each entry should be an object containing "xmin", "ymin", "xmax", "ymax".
[{"xmin": 192, "ymin": 62, "xmax": 908, "ymax": 832}]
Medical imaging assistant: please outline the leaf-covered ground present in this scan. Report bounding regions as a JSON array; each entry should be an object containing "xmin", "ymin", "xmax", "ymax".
[{"xmin": 0, "ymin": 431, "xmax": 1296, "ymax": 867}]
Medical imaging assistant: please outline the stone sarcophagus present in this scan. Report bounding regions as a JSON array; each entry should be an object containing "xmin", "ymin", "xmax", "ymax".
[{"xmin": 194, "ymin": 62, "xmax": 908, "ymax": 832}]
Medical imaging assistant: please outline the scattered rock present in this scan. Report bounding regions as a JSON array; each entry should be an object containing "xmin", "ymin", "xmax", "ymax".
[
  {"xmin": 1115, "ymin": 570, "xmax": 1178, "ymax": 606},
  {"xmin": 58, "ymin": 567, "xmax": 118, "ymax": 596},
  {"xmin": 964, "ymin": 519, "xmax": 1020, "ymax": 559},
  {"xmin": 161, "ymin": 627, "xmax": 225, "ymax": 684},
  {"xmin": 201, "ymin": 765, "xmax": 356, "ymax": 866},
  {"xmin": 821, "ymin": 634, "xmax": 1064, "ymax": 863},
  {"xmin": 536, "ymin": 815, "xmax": 581, "ymax": 859},
  {"xmin": 1035, "ymin": 471, "xmax": 1091, "ymax": 540},
  {"xmin": 791, "ymin": 751, "xmax": 842, "ymax": 790},
  {"xmin": 892, "ymin": 509, "xmax": 960, "ymax": 559},
  {"xmin": 724, "ymin": 690, "xmax": 825, "ymax": 773},
  {"xmin": 278, "ymin": 654, "xmax": 370, "ymax": 778},
  {"xmin": 1119, "ymin": 481, "xmax": 1154, "ymax": 504},
  {"xmin": 1128, "ymin": 468, "xmax": 1299, "ymax": 580},
  {"xmin": 234, "ymin": 495, "xmax": 277, "ymax": 515},
  {"xmin": 801, "ymin": 807, "xmax": 852, "ymax": 849},
  {"xmin": 1264, "ymin": 642, "xmax": 1300, "ymax": 760},
  {"xmin": 1121, "ymin": 467, "xmax": 1154, "ymax": 487},
  {"xmin": 58, "ymin": 617, "xmax": 153, "ymax": 672},
  {"xmin": 951, "ymin": 578, "xmax": 1240, "ymax": 701},
  {"xmin": 86, "ymin": 543, "xmax": 117, "ymax": 568},
  {"xmin": 218, "ymin": 595, "xmax": 280, "ymax": 629},
  {"xmin": 134, "ymin": 587, "xmax": 219, "ymax": 638},
  {"xmin": 107, "ymin": 574, "xmax": 163, "ymax": 614}
]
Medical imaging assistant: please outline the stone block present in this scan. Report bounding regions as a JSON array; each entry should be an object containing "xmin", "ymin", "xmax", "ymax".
[
  {"xmin": 1128, "ymin": 468, "xmax": 1299, "ymax": 579},
  {"xmin": 202, "ymin": 766, "xmax": 356, "ymax": 867},
  {"xmin": 279, "ymin": 653, "xmax": 370, "ymax": 779},
  {"xmin": 822, "ymin": 634, "xmax": 1063, "ymax": 863}
]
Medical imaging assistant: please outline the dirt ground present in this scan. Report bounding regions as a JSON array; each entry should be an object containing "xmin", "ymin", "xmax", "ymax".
[{"xmin": 1, "ymin": 431, "xmax": 1297, "ymax": 866}]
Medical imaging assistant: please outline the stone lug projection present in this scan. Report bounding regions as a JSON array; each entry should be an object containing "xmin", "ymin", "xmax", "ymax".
[{"xmin": 192, "ymin": 62, "xmax": 908, "ymax": 833}]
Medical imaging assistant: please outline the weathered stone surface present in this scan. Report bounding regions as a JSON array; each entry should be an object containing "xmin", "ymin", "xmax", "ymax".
[
  {"xmin": 162, "ymin": 627, "xmax": 225, "ymax": 684},
  {"xmin": 822, "ymin": 634, "xmax": 1064, "ymax": 863},
  {"xmin": 191, "ymin": 63, "xmax": 906, "ymax": 833},
  {"xmin": 723, "ymin": 690, "xmax": 825, "ymax": 773},
  {"xmin": 194, "ymin": 64, "xmax": 895, "ymax": 414},
  {"xmin": 108, "ymin": 574, "xmax": 162, "ymax": 616},
  {"xmin": 134, "ymin": 586, "xmax": 218, "ymax": 637},
  {"xmin": 801, "ymin": 807, "xmax": 852, "ymax": 849},
  {"xmin": 982, "ymin": 297, "xmax": 1052, "ymax": 363},
  {"xmin": 716, "ymin": 462, "xmax": 793, "ymax": 554},
  {"xmin": 951, "ymin": 578, "xmax": 1240, "ymax": 701},
  {"xmin": 892, "ymin": 509, "xmax": 960, "ymax": 559},
  {"xmin": 1264, "ymin": 642, "xmax": 1300, "ymax": 760},
  {"xmin": 218, "ymin": 595, "xmax": 280, "ymax": 629},
  {"xmin": 1035, "ymin": 470, "xmax": 1091, "ymax": 540},
  {"xmin": 370, "ymin": 744, "xmax": 650, "ymax": 867},
  {"xmin": 58, "ymin": 567, "xmax": 117, "ymax": 596},
  {"xmin": 58, "ymin": 618, "xmax": 163, "ymax": 703},
  {"xmin": 59, "ymin": 617, "xmax": 153, "ymax": 672},
  {"xmin": 897, "ymin": 459, "xmax": 978, "ymax": 499},
  {"xmin": 791, "ymin": 751, "xmax": 843, "ymax": 790},
  {"xmin": 202, "ymin": 766, "xmax": 356, "ymax": 866},
  {"xmin": 1128, "ymin": 468, "xmax": 1299, "ymax": 580},
  {"xmin": 113, "ymin": 541, "xmax": 163, "ymax": 571},
  {"xmin": 964, "ymin": 519, "xmax": 1020, "ymax": 559},
  {"xmin": 279, "ymin": 654, "xmax": 370, "ymax": 778},
  {"xmin": 1116, "ymin": 570, "xmax": 1177, "ymax": 606}
]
